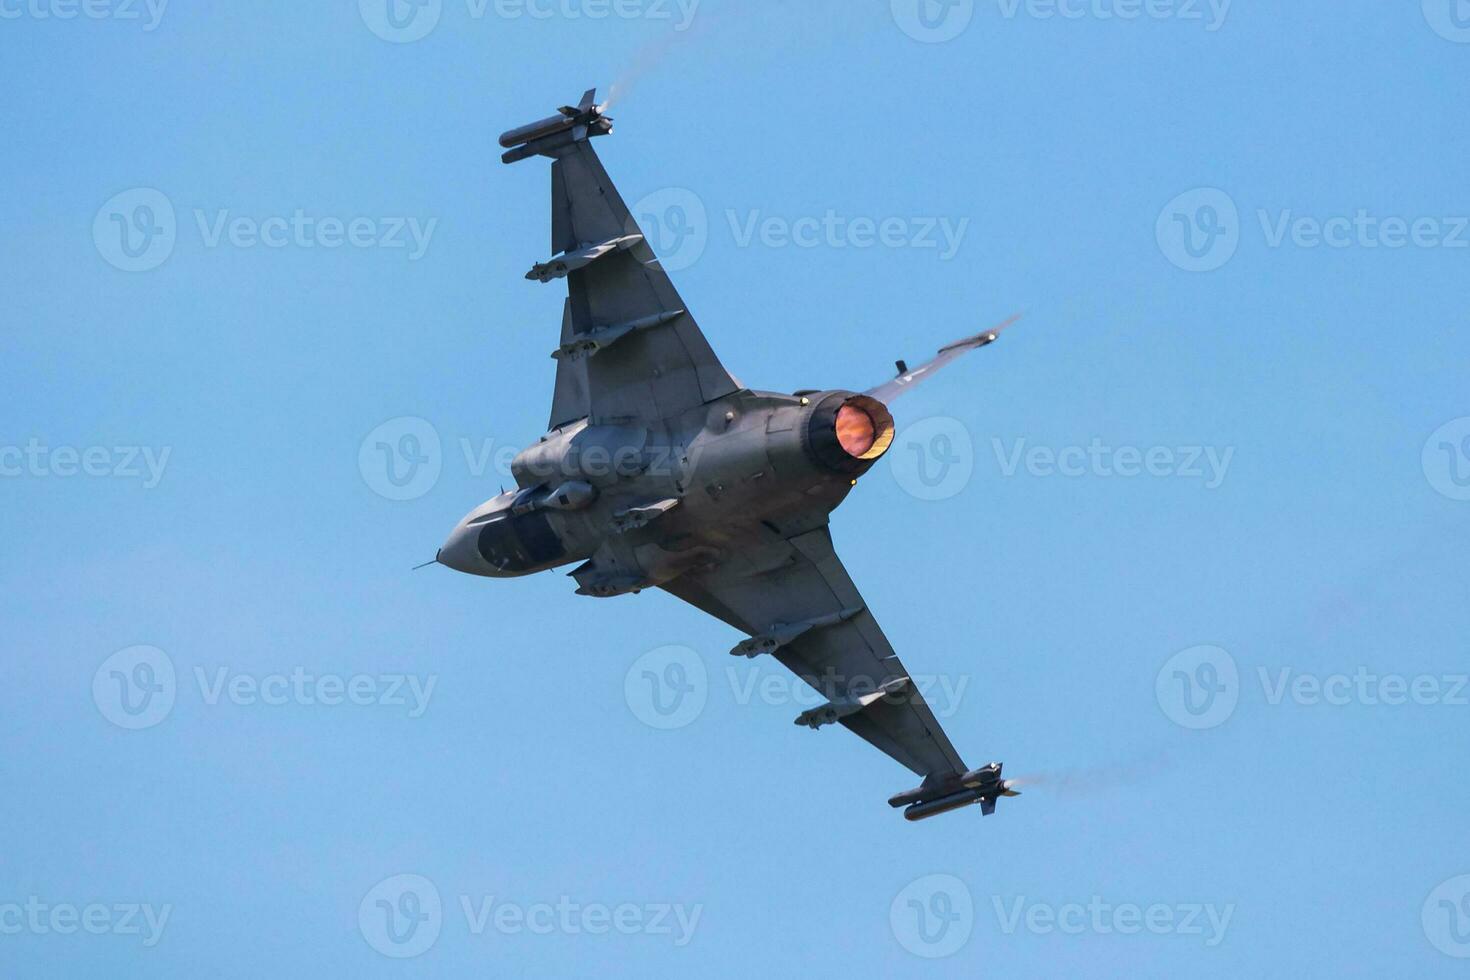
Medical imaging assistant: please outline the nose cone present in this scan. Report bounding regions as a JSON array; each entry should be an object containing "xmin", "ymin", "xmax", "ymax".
[
  {"xmin": 439, "ymin": 520, "xmax": 490, "ymax": 576},
  {"xmin": 439, "ymin": 492, "xmax": 518, "ymax": 578}
]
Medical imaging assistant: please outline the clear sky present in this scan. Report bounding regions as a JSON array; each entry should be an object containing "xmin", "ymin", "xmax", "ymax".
[{"xmin": 4, "ymin": 1, "xmax": 1469, "ymax": 976}]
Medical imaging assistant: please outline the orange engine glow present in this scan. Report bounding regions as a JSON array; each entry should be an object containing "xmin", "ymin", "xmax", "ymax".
[{"xmin": 836, "ymin": 404, "xmax": 877, "ymax": 457}]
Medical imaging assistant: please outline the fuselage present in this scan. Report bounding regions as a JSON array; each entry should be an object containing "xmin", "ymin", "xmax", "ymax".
[{"xmin": 438, "ymin": 388, "xmax": 896, "ymax": 594}]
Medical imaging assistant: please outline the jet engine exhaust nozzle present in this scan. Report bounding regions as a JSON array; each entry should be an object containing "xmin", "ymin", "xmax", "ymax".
[{"xmin": 804, "ymin": 392, "xmax": 896, "ymax": 475}]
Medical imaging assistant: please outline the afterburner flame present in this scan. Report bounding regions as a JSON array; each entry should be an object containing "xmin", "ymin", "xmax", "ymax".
[
  {"xmin": 834, "ymin": 395, "xmax": 895, "ymax": 461},
  {"xmin": 836, "ymin": 404, "xmax": 876, "ymax": 457}
]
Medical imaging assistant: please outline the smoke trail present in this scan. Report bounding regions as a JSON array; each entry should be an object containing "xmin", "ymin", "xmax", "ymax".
[
  {"xmin": 605, "ymin": 9, "xmax": 728, "ymax": 110},
  {"xmin": 605, "ymin": 0, "xmax": 859, "ymax": 110},
  {"xmin": 1007, "ymin": 750, "xmax": 1175, "ymax": 799}
]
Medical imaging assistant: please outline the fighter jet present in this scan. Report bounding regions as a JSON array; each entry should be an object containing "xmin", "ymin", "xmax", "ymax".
[{"xmin": 436, "ymin": 89, "xmax": 1020, "ymax": 822}]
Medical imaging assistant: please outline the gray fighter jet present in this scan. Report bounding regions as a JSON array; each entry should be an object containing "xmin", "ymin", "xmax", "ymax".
[{"xmin": 437, "ymin": 89, "xmax": 1020, "ymax": 822}]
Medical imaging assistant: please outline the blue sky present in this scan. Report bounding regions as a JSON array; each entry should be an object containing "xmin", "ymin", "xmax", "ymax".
[{"xmin": 4, "ymin": 0, "xmax": 1470, "ymax": 975}]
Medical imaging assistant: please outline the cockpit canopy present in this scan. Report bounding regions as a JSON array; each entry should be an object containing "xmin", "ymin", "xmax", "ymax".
[{"xmin": 475, "ymin": 507, "xmax": 565, "ymax": 573}]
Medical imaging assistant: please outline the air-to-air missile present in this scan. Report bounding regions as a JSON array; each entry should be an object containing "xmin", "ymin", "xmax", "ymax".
[{"xmin": 888, "ymin": 762, "xmax": 1021, "ymax": 821}]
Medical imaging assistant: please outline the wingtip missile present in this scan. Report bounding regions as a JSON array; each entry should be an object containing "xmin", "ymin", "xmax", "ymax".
[
  {"xmin": 903, "ymin": 788, "xmax": 987, "ymax": 821},
  {"xmin": 891, "ymin": 762, "xmax": 1021, "ymax": 821},
  {"xmin": 499, "ymin": 87, "xmax": 613, "ymax": 164}
]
